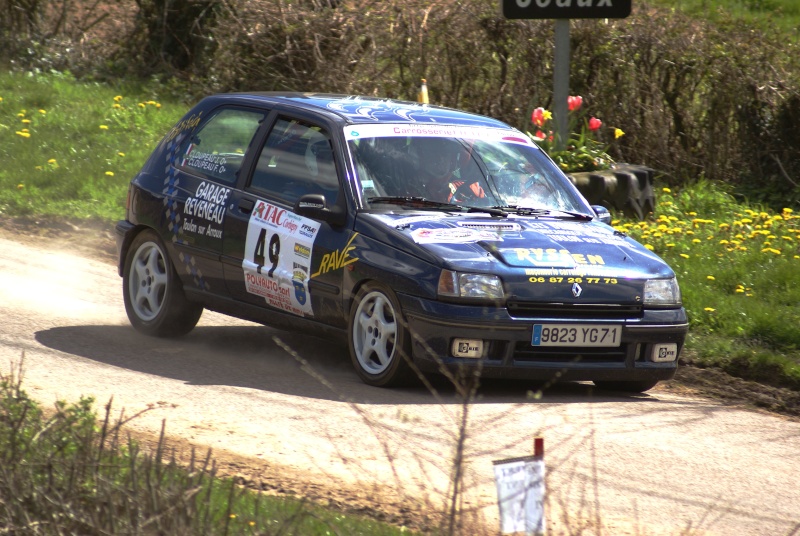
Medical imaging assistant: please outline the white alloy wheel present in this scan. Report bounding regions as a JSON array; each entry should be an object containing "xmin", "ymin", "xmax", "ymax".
[
  {"xmin": 348, "ymin": 283, "xmax": 413, "ymax": 387},
  {"xmin": 122, "ymin": 230, "xmax": 202, "ymax": 337}
]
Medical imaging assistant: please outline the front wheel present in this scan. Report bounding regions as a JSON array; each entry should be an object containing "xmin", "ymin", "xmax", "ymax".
[
  {"xmin": 593, "ymin": 379, "xmax": 660, "ymax": 394},
  {"xmin": 348, "ymin": 283, "xmax": 414, "ymax": 387},
  {"xmin": 122, "ymin": 229, "xmax": 203, "ymax": 337}
]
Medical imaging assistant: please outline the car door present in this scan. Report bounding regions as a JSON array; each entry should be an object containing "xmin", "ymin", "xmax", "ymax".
[
  {"xmin": 165, "ymin": 105, "xmax": 267, "ymax": 293},
  {"xmin": 222, "ymin": 113, "xmax": 354, "ymax": 328}
]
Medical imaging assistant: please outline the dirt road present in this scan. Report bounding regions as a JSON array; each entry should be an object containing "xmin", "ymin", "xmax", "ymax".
[{"xmin": 1, "ymin": 226, "xmax": 799, "ymax": 535}]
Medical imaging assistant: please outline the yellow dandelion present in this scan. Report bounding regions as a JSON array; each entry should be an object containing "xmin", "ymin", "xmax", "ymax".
[
  {"xmin": 735, "ymin": 288, "xmax": 744, "ymax": 293},
  {"xmin": 719, "ymin": 239, "xmax": 729, "ymax": 245},
  {"xmin": 155, "ymin": 102, "xmax": 161, "ymax": 109},
  {"xmin": 113, "ymin": 103, "xmax": 122, "ymax": 109},
  {"xmin": 48, "ymin": 158, "xmax": 56, "ymax": 164},
  {"xmin": 114, "ymin": 95, "xmax": 123, "ymax": 102},
  {"xmin": 138, "ymin": 102, "xmax": 146, "ymax": 108},
  {"xmin": 662, "ymin": 187, "xmax": 671, "ymax": 193},
  {"xmin": 783, "ymin": 208, "xmax": 793, "ymax": 214},
  {"xmin": 38, "ymin": 109, "xmax": 45, "ymax": 114},
  {"xmin": 35, "ymin": 165, "xmax": 42, "ymax": 170},
  {"xmin": 704, "ymin": 307, "xmax": 715, "ymax": 312},
  {"xmin": 21, "ymin": 119, "xmax": 31, "ymax": 124},
  {"xmin": 105, "ymin": 171, "xmax": 115, "ymax": 177},
  {"xmin": 15, "ymin": 131, "xmax": 30, "ymax": 138},
  {"xmin": 688, "ymin": 211, "xmax": 697, "ymax": 216},
  {"xmin": 229, "ymin": 514, "xmax": 237, "ymax": 519},
  {"xmin": 692, "ymin": 238, "xmax": 701, "ymax": 244},
  {"xmin": 147, "ymin": 100, "xmax": 157, "ymax": 105},
  {"xmin": 680, "ymin": 253, "xmax": 690, "ymax": 259},
  {"xmin": 17, "ymin": 112, "xmax": 25, "ymax": 118},
  {"xmin": 118, "ymin": 152, "xmax": 125, "ymax": 157},
  {"xmin": 707, "ymin": 275, "xmax": 715, "ymax": 281},
  {"xmin": 17, "ymin": 183, "xmax": 24, "ymax": 189},
  {"xmin": 99, "ymin": 125, "xmax": 109, "ymax": 130},
  {"xmin": 614, "ymin": 128, "xmax": 625, "ymax": 139},
  {"xmin": 666, "ymin": 243, "xmax": 675, "ymax": 247},
  {"xmin": 644, "ymin": 244, "xmax": 654, "ymax": 251}
]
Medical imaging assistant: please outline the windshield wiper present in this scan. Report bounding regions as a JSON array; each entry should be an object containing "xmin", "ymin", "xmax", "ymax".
[
  {"xmin": 368, "ymin": 196, "xmax": 462, "ymax": 210},
  {"xmin": 369, "ymin": 197, "xmax": 510, "ymax": 218},
  {"xmin": 492, "ymin": 206, "xmax": 594, "ymax": 221}
]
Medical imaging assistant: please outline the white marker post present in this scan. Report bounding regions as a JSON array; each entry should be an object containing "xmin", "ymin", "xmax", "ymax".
[{"xmin": 493, "ymin": 437, "xmax": 546, "ymax": 535}]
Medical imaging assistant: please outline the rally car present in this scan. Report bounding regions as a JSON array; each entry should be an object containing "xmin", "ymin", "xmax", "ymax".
[{"xmin": 115, "ymin": 92, "xmax": 688, "ymax": 392}]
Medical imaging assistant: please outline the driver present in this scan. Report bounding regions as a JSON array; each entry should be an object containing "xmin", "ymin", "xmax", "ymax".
[{"xmin": 416, "ymin": 139, "xmax": 486, "ymax": 204}]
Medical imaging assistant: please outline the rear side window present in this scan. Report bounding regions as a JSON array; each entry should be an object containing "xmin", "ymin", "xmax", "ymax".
[{"xmin": 178, "ymin": 108, "xmax": 265, "ymax": 184}]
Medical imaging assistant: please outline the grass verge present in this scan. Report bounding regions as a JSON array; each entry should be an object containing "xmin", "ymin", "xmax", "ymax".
[{"xmin": 0, "ymin": 360, "xmax": 417, "ymax": 535}]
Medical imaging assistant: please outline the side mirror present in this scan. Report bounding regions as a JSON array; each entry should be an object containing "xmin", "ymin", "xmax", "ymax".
[
  {"xmin": 592, "ymin": 205, "xmax": 612, "ymax": 225},
  {"xmin": 294, "ymin": 194, "xmax": 346, "ymax": 227}
]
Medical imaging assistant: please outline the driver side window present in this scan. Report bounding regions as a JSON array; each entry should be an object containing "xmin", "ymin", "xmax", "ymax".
[{"xmin": 249, "ymin": 117, "xmax": 339, "ymax": 207}]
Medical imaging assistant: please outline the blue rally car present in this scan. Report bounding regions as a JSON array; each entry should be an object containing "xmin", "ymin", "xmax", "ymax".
[{"xmin": 116, "ymin": 93, "xmax": 688, "ymax": 392}]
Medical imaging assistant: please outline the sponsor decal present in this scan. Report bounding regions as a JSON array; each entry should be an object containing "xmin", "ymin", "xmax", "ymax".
[
  {"xmin": 163, "ymin": 112, "xmax": 203, "ymax": 145},
  {"xmin": 311, "ymin": 233, "xmax": 359, "ymax": 278},
  {"xmin": 410, "ymin": 227, "xmax": 502, "ymax": 244},
  {"xmin": 242, "ymin": 200, "xmax": 321, "ymax": 317},
  {"xmin": 344, "ymin": 123, "xmax": 532, "ymax": 145},
  {"xmin": 294, "ymin": 243, "xmax": 311, "ymax": 258},
  {"xmin": 527, "ymin": 275, "xmax": 619, "ymax": 285},
  {"xmin": 181, "ymin": 181, "xmax": 231, "ymax": 239}
]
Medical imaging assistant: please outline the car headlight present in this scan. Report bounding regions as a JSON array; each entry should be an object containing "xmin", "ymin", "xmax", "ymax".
[
  {"xmin": 643, "ymin": 278, "xmax": 682, "ymax": 306},
  {"xmin": 438, "ymin": 270, "xmax": 505, "ymax": 300}
]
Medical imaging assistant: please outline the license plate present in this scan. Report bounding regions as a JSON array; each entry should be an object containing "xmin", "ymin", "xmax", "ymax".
[{"xmin": 532, "ymin": 324, "xmax": 622, "ymax": 347}]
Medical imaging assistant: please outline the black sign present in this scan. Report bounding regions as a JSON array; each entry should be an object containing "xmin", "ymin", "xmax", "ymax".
[{"xmin": 502, "ymin": 0, "xmax": 632, "ymax": 19}]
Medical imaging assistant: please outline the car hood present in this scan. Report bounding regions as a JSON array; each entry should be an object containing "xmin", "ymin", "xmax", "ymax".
[{"xmin": 357, "ymin": 211, "xmax": 676, "ymax": 304}]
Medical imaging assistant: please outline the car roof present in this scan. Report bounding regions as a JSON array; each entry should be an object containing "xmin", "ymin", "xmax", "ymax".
[{"xmin": 205, "ymin": 92, "xmax": 513, "ymax": 129}]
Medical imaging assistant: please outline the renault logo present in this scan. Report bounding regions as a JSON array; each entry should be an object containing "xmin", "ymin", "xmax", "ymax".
[{"xmin": 572, "ymin": 283, "xmax": 583, "ymax": 298}]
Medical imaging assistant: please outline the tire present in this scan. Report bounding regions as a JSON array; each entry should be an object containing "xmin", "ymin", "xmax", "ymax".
[
  {"xmin": 347, "ymin": 283, "xmax": 414, "ymax": 387},
  {"xmin": 122, "ymin": 229, "xmax": 203, "ymax": 337},
  {"xmin": 593, "ymin": 379, "xmax": 659, "ymax": 394}
]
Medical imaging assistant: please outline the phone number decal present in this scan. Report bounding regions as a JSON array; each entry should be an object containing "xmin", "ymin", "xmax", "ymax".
[{"xmin": 528, "ymin": 276, "xmax": 618, "ymax": 284}]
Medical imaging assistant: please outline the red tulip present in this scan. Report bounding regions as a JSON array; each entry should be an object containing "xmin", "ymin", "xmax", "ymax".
[
  {"xmin": 531, "ymin": 107, "xmax": 551, "ymax": 127},
  {"xmin": 588, "ymin": 117, "xmax": 602, "ymax": 131},
  {"xmin": 568, "ymin": 95, "xmax": 583, "ymax": 112}
]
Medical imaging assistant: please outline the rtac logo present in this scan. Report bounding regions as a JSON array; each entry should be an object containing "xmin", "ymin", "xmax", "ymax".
[{"xmin": 502, "ymin": 0, "xmax": 631, "ymax": 19}]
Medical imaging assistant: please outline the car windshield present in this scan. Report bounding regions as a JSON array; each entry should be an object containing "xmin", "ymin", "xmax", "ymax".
[{"xmin": 345, "ymin": 126, "xmax": 592, "ymax": 214}]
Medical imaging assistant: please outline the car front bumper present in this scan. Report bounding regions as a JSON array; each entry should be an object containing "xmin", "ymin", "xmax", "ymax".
[{"xmin": 399, "ymin": 294, "xmax": 688, "ymax": 382}]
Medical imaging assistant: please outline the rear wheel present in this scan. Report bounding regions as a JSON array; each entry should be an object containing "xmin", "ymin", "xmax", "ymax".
[
  {"xmin": 348, "ymin": 283, "xmax": 414, "ymax": 387},
  {"xmin": 593, "ymin": 379, "xmax": 659, "ymax": 393},
  {"xmin": 123, "ymin": 229, "xmax": 203, "ymax": 337}
]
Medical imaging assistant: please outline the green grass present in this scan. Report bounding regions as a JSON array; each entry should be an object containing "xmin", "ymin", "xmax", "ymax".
[
  {"xmin": 614, "ymin": 181, "xmax": 800, "ymax": 390},
  {"xmin": 647, "ymin": 0, "xmax": 800, "ymax": 36},
  {"xmin": 0, "ymin": 70, "xmax": 184, "ymax": 221}
]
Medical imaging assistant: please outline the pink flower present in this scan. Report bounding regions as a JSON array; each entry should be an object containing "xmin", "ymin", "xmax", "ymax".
[
  {"xmin": 568, "ymin": 95, "xmax": 583, "ymax": 112},
  {"xmin": 588, "ymin": 117, "xmax": 602, "ymax": 131},
  {"xmin": 534, "ymin": 130, "xmax": 546, "ymax": 140}
]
